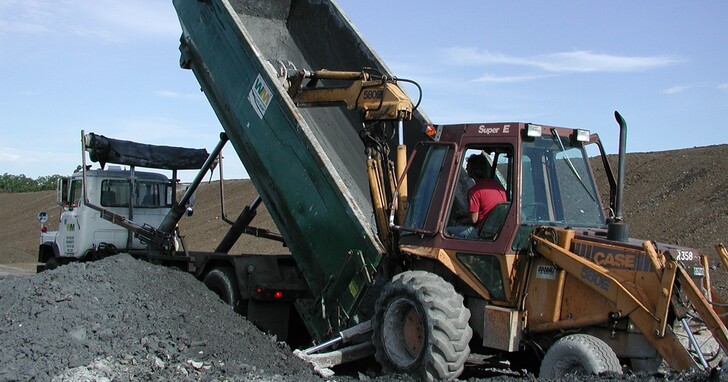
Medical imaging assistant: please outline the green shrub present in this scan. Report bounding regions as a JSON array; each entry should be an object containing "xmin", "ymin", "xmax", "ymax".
[{"xmin": 0, "ymin": 173, "xmax": 63, "ymax": 193}]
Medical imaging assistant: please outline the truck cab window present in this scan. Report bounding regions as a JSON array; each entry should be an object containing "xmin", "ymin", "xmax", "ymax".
[
  {"xmin": 136, "ymin": 182, "xmax": 169, "ymax": 208},
  {"xmin": 100, "ymin": 180, "xmax": 129, "ymax": 207},
  {"xmin": 446, "ymin": 147, "xmax": 512, "ymax": 240}
]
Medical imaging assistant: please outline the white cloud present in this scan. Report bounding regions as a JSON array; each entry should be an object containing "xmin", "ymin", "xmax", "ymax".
[
  {"xmin": 663, "ymin": 82, "xmax": 727, "ymax": 95},
  {"xmin": 0, "ymin": 20, "xmax": 49, "ymax": 33},
  {"xmin": 0, "ymin": 0, "xmax": 53, "ymax": 34},
  {"xmin": 531, "ymin": 51, "xmax": 679, "ymax": 73},
  {"xmin": 0, "ymin": 0, "xmax": 180, "ymax": 42},
  {"xmin": 442, "ymin": 47, "xmax": 680, "ymax": 73},
  {"xmin": 663, "ymin": 85, "xmax": 693, "ymax": 95},
  {"xmin": 473, "ymin": 73, "xmax": 553, "ymax": 83},
  {"xmin": 0, "ymin": 146, "xmax": 79, "ymax": 178},
  {"xmin": 0, "ymin": 149, "xmax": 23, "ymax": 163},
  {"xmin": 76, "ymin": 1, "xmax": 180, "ymax": 40}
]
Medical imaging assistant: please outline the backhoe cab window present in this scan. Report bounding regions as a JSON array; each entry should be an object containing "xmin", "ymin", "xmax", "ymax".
[
  {"xmin": 521, "ymin": 133, "xmax": 604, "ymax": 228},
  {"xmin": 446, "ymin": 147, "xmax": 512, "ymax": 241},
  {"xmin": 402, "ymin": 145, "xmax": 449, "ymax": 232}
]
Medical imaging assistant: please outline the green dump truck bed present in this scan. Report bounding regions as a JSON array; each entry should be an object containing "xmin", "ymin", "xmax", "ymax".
[{"xmin": 173, "ymin": 0, "xmax": 429, "ymax": 339}]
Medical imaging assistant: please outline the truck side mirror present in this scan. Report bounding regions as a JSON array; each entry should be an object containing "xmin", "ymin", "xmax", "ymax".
[{"xmin": 57, "ymin": 177, "xmax": 70, "ymax": 206}]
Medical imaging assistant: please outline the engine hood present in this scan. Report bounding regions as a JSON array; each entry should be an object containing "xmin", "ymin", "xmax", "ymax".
[{"xmin": 567, "ymin": 227, "xmax": 705, "ymax": 279}]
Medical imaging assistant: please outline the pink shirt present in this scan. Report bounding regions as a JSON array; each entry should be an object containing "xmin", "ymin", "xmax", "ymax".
[{"xmin": 469, "ymin": 179, "xmax": 507, "ymax": 228}]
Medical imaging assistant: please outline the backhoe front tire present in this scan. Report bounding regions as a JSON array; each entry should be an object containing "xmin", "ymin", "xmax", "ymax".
[
  {"xmin": 203, "ymin": 267, "xmax": 241, "ymax": 313},
  {"xmin": 372, "ymin": 270, "xmax": 472, "ymax": 381},
  {"xmin": 539, "ymin": 334, "xmax": 622, "ymax": 378}
]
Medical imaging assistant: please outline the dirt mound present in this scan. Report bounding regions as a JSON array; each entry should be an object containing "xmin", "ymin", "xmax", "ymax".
[
  {"xmin": 592, "ymin": 145, "xmax": 728, "ymax": 296},
  {"xmin": 0, "ymin": 254, "xmax": 318, "ymax": 381},
  {"xmin": 0, "ymin": 190, "xmax": 58, "ymax": 265},
  {"xmin": 618, "ymin": 145, "xmax": 728, "ymax": 257},
  {"xmin": 177, "ymin": 179, "xmax": 289, "ymax": 255}
]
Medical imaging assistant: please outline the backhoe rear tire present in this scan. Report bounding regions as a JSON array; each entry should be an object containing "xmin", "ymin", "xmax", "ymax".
[
  {"xmin": 203, "ymin": 267, "xmax": 241, "ymax": 313},
  {"xmin": 372, "ymin": 270, "xmax": 472, "ymax": 381},
  {"xmin": 539, "ymin": 334, "xmax": 622, "ymax": 378}
]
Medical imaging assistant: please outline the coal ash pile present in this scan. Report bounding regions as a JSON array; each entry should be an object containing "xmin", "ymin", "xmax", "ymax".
[{"xmin": 0, "ymin": 254, "xmax": 320, "ymax": 381}]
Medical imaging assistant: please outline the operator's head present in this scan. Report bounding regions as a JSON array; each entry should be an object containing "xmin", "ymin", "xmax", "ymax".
[{"xmin": 466, "ymin": 154, "xmax": 489, "ymax": 179}]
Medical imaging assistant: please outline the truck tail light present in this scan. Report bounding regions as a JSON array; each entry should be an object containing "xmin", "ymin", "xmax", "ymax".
[{"xmin": 255, "ymin": 287, "xmax": 287, "ymax": 301}]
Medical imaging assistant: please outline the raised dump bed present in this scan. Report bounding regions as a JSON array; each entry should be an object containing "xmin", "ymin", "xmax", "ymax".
[{"xmin": 173, "ymin": 0, "xmax": 429, "ymax": 338}]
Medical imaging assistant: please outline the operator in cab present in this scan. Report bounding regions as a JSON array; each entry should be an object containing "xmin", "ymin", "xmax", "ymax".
[{"xmin": 447, "ymin": 153, "xmax": 507, "ymax": 239}]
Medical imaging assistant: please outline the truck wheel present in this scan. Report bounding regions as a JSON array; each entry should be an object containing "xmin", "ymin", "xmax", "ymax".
[
  {"xmin": 203, "ymin": 267, "xmax": 241, "ymax": 313},
  {"xmin": 539, "ymin": 334, "xmax": 622, "ymax": 378},
  {"xmin": 45, "ymin": 257, "xmax": 60, "ymax": 271},
  {"xmin": 372, "ymin": 270, "xmax": 472, "ymax": 381}
]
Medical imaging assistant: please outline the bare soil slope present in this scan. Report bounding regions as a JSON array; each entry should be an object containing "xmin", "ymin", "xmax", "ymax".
[{"xmin": 592, "ymin": 145, "xmax": 728, "ymax": 295}]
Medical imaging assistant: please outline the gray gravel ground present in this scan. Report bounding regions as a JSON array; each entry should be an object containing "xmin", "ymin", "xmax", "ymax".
[{"xmin": 0, "ymin": 254, "xmax": 318, "ymax": 381}]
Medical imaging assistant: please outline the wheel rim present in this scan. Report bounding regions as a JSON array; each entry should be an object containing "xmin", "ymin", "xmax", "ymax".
[
  {"xmin": 383, "ymin": 297, "xmax": 426, "ymax": 368},
  {"xmin": 403, "ymin": 305, "xmax": 425, "ymax": 358}
]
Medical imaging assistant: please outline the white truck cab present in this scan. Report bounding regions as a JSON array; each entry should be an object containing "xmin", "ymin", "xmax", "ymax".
[
  {"xmin": 37, "ymin": 131, "xmax": 210, "ymax": 271},
  {"xmin": 38, "ymin": 166, "xmax": 174, "ymax": 269}
]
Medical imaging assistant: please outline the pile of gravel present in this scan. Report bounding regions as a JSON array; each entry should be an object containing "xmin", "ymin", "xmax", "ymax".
[{"xmin": 0, "ymin": 254, "xmax": 320, "ymax": 381}]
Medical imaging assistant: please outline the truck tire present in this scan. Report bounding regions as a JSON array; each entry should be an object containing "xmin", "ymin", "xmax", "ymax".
[
  {"xmin": 45, "ymin": 257, "xmax": 60, "ymax": 271},
  {"xmin": 372, "ymin": 270, "xmax": 472, "ymax": 381},
  {"xmin": 539, "ymin": 334, "xmax": 622, "ymax": 378},
  {"xmin": 203, "ymin": 267, "xmax": 241, "ymax": 313}
]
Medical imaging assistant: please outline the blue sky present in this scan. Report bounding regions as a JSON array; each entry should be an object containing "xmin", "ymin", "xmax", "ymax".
[{"xmin": 1, "ymin": 1, "xmax": 726, "ymax": 181}]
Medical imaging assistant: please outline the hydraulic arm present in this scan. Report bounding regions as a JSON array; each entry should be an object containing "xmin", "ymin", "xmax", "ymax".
[
  {"xmin": 286, "ymin": 68, "xmax": 417, "ymax": 247},
  {"xmin": 287, "ymin": 69, "xmax": 414, "ymax": 122}
]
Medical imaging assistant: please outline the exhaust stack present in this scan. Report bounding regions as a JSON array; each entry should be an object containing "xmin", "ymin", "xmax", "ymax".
[{"xmin": 607, "ymin": 111, "xmax": 629, "ymax": 242}]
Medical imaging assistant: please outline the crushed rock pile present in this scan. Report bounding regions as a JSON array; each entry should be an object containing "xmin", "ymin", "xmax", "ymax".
[{"xmin": 0, "ymin": 254, "xmax": 320, "ymax": 382}]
